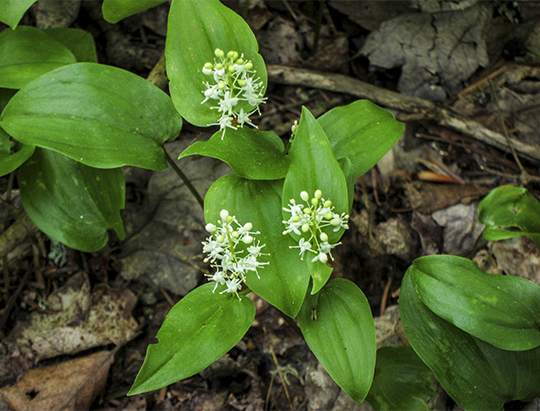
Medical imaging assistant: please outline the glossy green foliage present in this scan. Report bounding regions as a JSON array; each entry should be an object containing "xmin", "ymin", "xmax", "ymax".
[
  {"xmin": 479, "ymin": 185, "xmax": 540, "ymax": 249},
  {"xmin": 43, "ymin": 28, "xmax": 98, "ymax": 63},
  {"xmin": 128, "ymin": 283, "xmax": 255, "ymax": 395},
  {"xmin": 298, "ymin": 279, "xmax": 376, "ymax": 403},
  {"xmin": 410, "ymin": 255, "xmax": 540, "ymax": 351},
  {"xmin": 0, "ymin": 0, "xmax": 37, "ymax": 29},
  {"xmin": 366, "ymin": 346, "xmax": 434, "ymax": 411},
  {"xmin": 179, "ymin": 127, "xmax": 289, "ymax": 180},
  {"xmin": 204, "ymin": 175, "xmax": 310, "ymax": 317},
  {"xmin": 0, "ymin": 26, "xmax": 77, "ymax": 89},
  {"xmin": 0, "ymin": 88, "xmax": 34, "ymax": 176},
  {"xmin": 1, "ymin": 63, "xmax": 182, "ymax": 170},
  {"xmin": 166, "ymin": 0, "xmax": 266, "ymax": 126},
  {"xmin": 318, "ymin": 100, "xmax": 404, "ymax": 179},
  {"xmin": 18, "ymin": 148, "xmax": 124, "ymax": 252},
  {"xmin": 400, "ymin": 269, "xmax": 540, "ymax": 410},
  {"xmin": 102, "ymin": 0, "xmax": 166, "ymax": 24}
]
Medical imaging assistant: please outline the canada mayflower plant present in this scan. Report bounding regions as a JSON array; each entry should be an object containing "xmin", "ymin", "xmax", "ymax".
[
  {"xmin": 283, "ymin": 190, "xmax": 349, "ymax": 264},
  {"xmin": 201, "ymin": 48, "xmax": 266, "ymax": 138},
  {"xmin": 202, "ymin": 209, "xmax": 268, "ymax": 298}
]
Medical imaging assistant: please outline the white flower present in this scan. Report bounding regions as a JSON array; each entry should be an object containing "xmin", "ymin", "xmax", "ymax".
[
  {"xmin": 201, "ymin": 48, "xmax": 267, "ymax": 139},
  {"xmin": 282, "ymin": 190, "xmax": 349, "ymax": 265},
  {"xmin": 202, "ymin": 211, "xmax": 268, "ymax": 299}
]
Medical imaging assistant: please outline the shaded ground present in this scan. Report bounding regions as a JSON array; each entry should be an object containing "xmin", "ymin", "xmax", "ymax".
[{"xmin": 1, "ymin": 1, "xmax": 540, "ymax": 410}]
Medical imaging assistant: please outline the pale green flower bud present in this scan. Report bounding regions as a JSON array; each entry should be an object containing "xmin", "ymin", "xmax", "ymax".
[
  {"xmin": 330, "ymin": 218, "xmax": 341, "ymax": 226},
  {"xmin": 242, "ymin": 235, "xmax": 253, "ymax": 244},
  {"xmin": 218, "ymin": 81, "xmax": 226, "ymax": 90},
  {"xmin": 324, "ymin": 200, "xmax": 332, "ymax": 208},
  {"xmin": 292, "ymin": 216, "xmax": 301, "ymax": 223},
  {"xmin": 232, "ymin": 231, "xmax": 239, "ymax": 238},
  {"xmin": 204, "ymin": 62, "xmax": 213, "ymax": 70},
  {"xmin": 302, "ymin": 223, "xmax": 310, "ymax": 233},
  {"xmin": 311, "ymin": 198, "xmax": 319, "ymax": 207},
  {"xmin": 304, "ymin": 208, "xmax": 313, "ymax": 215},
  {"xmin": 215, "ymin": 63, "xmax": 223, "ymax": 70},
  {"xmin": 228, "ymin": 65, "xmax": 235, "ymax": 73},
  {"xmin": 227, "ymin": 216, "xmax": 234, "ymax": 223},
  {"xmin": 237, "ymin": 79, "xmax": 247, "ymax": 87},
  {"xmin": 325, "ymin": 212, "xmax": 333, "ymax": 220},
  {"xmin": 244, "ymin": 222, "xmax": 253, "ymax": 231},
  {"xmin": 315, "ymin": 189, "xmax": 322, "ymax": 199},
  {"xmin": 236, "ymin": 58, "xmax": 244, "ymax": 65},
  {"xmin": 217, "ymin": 235, "xmax": 225, "ymax": 243},
  {"xmin": 320, "ymin": 232, "xmax": 329, "ymax": 242},
  {"xmin": 205, "ymin": 223, "xmax": 217, "ymax": 232},
  {"xmin": 215, "ymin": 48, "xmax": 224, "ymax": 58},
  {"xmin": 227, "ymin": 51, "xmax": 239, "ymax": 60},
  {"xmin": 244, "ymin": 62, "xmax": 253, "ymax": 70},
  {"xmin": 300, "ymin": 191, "xmax": 309, "ymax": 202},
  {"xmin": 220, "ymin": 209, "xmax": 229, "ymax": 220}
]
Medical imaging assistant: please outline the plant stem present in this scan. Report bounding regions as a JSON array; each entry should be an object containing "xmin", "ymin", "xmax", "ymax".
[{"xmin": 163, "ymin": 149, "xmax": 204, "ymax": 209}]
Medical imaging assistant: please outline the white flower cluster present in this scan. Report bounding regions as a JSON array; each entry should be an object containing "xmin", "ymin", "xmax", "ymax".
[
  {"xmin": 201, "ymin": 48, "xmax": 266, "ymax": 138},
  {"xmin": 202, "ymin": 209, "xmax": 268, "ymax": 299},
  {"xmin": 283, "ymin": 190, "xmax": 349, "ymax": 264}
]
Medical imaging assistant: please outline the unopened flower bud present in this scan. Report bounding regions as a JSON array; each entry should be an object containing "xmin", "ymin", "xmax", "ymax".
[
  {"xmin": 215, "ymin": 48, "xmax": 224, "ymax": 58},
  {"xmin": 217, "ymin": 235, "xmax": 225, "ymax": 243},
  {"xmin": 318, "ymin": 253, "xmax": 328, "ymax": 263},
  {"xmin": 228, "ymin": 65, "xmax": 235, "ymax": 73},
  {"xmin": 215, "ymin": 63, "xmax": 223, "ymax": 70},
  {"xmin": 227, "ymin": 51, "xmax": 239, "ymax": 60},
  {"xmin": 330, "ymin": 218, "xmax": 341, "ymax": 226},
  {"xmin": 300, "ymin": 191, "xmax": 309, "ymax": 202},
  {"xmin": 227, "ymin": 216, "xmax": 234, "ymax": 223},
  {"xmin": 304, "ymin": 208, "xmax": 312, "ymax": 215},
  {"xmin": 220, "ymin": 209, "xmax": 229, "ymax": 220},
  {"xmin": 302, "ymin": 223, "xmax": 310, "ymax": 233},
  {"xmin": 292, "ymin": 216, "xmax": 301, "ymax": 223},
  {"xmin": 315, "ymin": 189, "xmax": 322, "ymax": 199},
  {"xmin": 237, "ymin": 79, "xmax": 247, "ymax": 87},
  {"xmin": 236, "ymin": 58, "xmax": 244, "ymax": 65},
  {"xmin": 244, "ymin": 62, "xmax": 253, "ymax": 70},
  {"xmin": 320, "ymin": 232, "xmax": 329, "ymax": 242},
  {"xmin": 232, "ymin": 231, "xmax": 239, "ymax": 238},
  {"xmin": 218, "ymin": 81, "xmax": 226, "ymax": 90},
  {"xmin": 324, "ymin": 200, "xmax": 332, "ymax": 208},
  {"xmin": 205, "ymin": 223, "xmax": 217, "ymax": 232},
  {"xmin": 242, "ymin": 235, "xmax": 253, "ymax": 244},
  {"xmin": 325, "ymin": 212, "xmax": 333, "ymax": 220},
  {"xmin": 244, "ymin": 222, "xmax": 253, "ymax": 231},
  {"xmin": 311, "ymin": 198, "xmax": 319, "ymax": 207}
]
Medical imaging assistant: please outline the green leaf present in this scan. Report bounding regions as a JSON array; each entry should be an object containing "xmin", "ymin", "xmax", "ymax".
[
  {"xmin": 44, "ymin": 28, "xmax": 98, "ymax": 63},
  {"xmin": 410, "ymin": 255, "xmax": 540, "ymax": 351},
  {"xmin": 102, "ymin": 0, "xmax": 167, "ymax": 24},
  {"xmin": 0, "ymin": 63, "xmax": 182, "ymax": 170},
  {"xmin": 0, "ymin": 0, "xmax": 37, "ymax": 29},
  {"xmin": 400, "ymin": 269, "xmax": 540, "ymax": 410},
  {"xmin": 318, "ymin": 100, "xmax": 404, "ymax": 179},
  {"xmin": 0, "ymin": 25, "xmax": 77, "ymax": 89},
  {"xmin": 366, "ymin": 346, "xmax": 434, "ymax": 411},
  {"xmin": 307, "ymin": 258, "xmax": 333, "ymax": 295},
  {"xmin": 298, "ymin": 279, "xmax": 376, "ymax": 403},
  {"xmin": 478, "ymin": 185, "xmax": 540, "ymax": 249},
  {"xmin": 204, "ymin": 175, "xmax": 310, "ymax": 317},
  {"xmin": 0, "ymin": 88, "xmax": 34, "ymax": 177},
  {"xmin": 128, "ymin": 282, "xmax": 255, "ymax": 395},
  {"xmin": 18, "ymin": 148, "xmax": 124, "ymax": 252},
  {"xmin": 179, "ymin": 127, "xmax": 289, "ymax": 180},
  {"xmin": 166, "ymin": 0, "xmax": 266, "ymax": 127},
  {"xmin": 283, "ymin": 106, "xmax": 349, "ymax": 244}
]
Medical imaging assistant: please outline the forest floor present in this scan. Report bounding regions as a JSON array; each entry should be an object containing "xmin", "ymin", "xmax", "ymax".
[{"xmin": 1, "ymin": 1, "xmax": 540, "ymax": 410}]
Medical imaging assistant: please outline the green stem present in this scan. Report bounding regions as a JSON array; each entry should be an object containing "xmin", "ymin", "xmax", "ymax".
[{"xmin": 163, "ymin": 148, "xmax": 204, "ymax": 210}]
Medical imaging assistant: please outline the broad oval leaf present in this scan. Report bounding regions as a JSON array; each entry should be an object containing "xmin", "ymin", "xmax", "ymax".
[
  {"xmin": 283, "ymin": 106, "xmax": 349, "ymax": 244},
  {"xmin": 0, "ymin": 0, "xmax": 37, "ymax": 29},
  {"xmin": 18, "ymin": 148, "xmax": 124, "ymax": 252},
  {"xmin": 204, "ymin": 174, "xmax": 310, "ymax": 317},
  {"xmin": 478, "ymin": 185, "xmax": 540, "ymax": 249},
  {"xmin": 128, "ymin": 282, "xmax": 255, "ymax": 395},
  {"xmin": 0, "ymin": 63, "xmax": 182, "ymax": 170},
  {"xmin": 400, "ymin": 269, "xmax": 540, "ymax": 410},
  {"xmin": 298, "ymin": 279, "xmax": 376, "ymax": 403},
  {"xmin": 44, "ymin": 28, "xmax": 98, "ymax": 63},
  {"xmin": 318, "ymin": 100, "xmax": 404, "ymax": 179},
  {"xmin": 410, "ymin": 255, "xmax": 540, "ymax": 351},
  {"xmin": 102, "ymin": 0, "xmax": 167, "ymax": 24},
  {"xmin": 0, "ymin": 25, "xmax": 77, "ymax": 89},
  {"xmin": 166, "ymin": 0, "xmax": 266, "ymax": 127},
  {"xmin": 366, "ymin": 346, "xmax": 435, "ymax": 411},
  {"xmin": 179, "ymin": 127, "xmax": 289, "ymax": 180}
]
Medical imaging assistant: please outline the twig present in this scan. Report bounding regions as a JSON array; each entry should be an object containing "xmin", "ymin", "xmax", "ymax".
[
  {"xmin": 266, "ymin": 65, "xmax": 540, "ymax": 165},
  {"xmin": 264, "ymin": 326, "xmax": 293, "ymax": 410},
  {"xmin": 0, "ymin": 265, "xmax": 33, "ymax": 332}
]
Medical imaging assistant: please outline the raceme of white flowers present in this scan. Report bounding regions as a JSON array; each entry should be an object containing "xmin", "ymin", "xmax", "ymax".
[
  {"xmin": 202, "ymin": 209, "xmax": 268, "ymax": 299},
  {"xmin": 283, "ymin": 190, "xmax": 349, "ymax": 264},
  {"xmin": 201, "ymin": 48, "xmax": 266, "ymax": 138}
]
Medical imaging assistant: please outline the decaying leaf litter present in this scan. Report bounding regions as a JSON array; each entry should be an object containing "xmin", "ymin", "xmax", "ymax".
[{"xmin": 1, "ymin": 1, "xmax": 540, "ymax": 410}]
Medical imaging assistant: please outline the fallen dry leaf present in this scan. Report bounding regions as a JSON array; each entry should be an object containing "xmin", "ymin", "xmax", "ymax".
[
  {"xmin": 0, "ymin": 350, "xmax": 114, "ymax": 411},
  {"xmin": 7, "ymin": 272, "xmax": 138, "ymax": 360}
]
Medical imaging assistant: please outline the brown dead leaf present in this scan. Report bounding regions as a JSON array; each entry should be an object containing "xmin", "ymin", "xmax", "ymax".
[
  {"xmin": 0, "ymin": 350, "xmax": 114, "ymax": 411},
  {"xmin": 402, "ymin": 181, "xmax": 490, "ymax": 214},
  {"xmin": 7, "ymin": 272, "xmax": 138, "ymax": 360}
]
